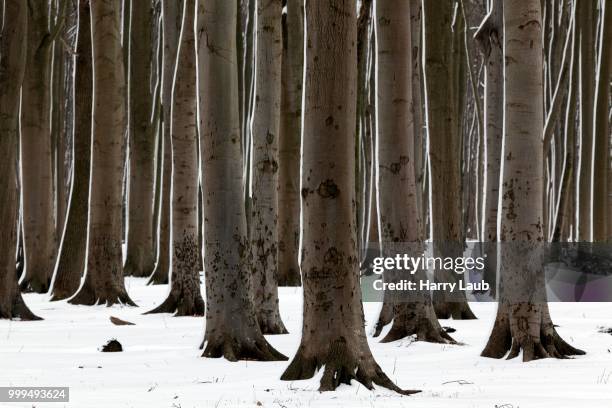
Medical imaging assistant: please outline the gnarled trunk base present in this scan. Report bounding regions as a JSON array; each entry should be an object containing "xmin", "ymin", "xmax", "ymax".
[
  {"xmin": 433, "ymin": 299, "xmax": 477, "ymax": 320},
  {"xmin": 374, "ymin": 302, "xmax": 456, "ymax": 344}
]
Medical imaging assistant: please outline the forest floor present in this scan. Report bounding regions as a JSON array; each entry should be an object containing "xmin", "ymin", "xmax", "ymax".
[{"xmin": 1, "ymin": 277, "xmax": 611, "ymax": 407}]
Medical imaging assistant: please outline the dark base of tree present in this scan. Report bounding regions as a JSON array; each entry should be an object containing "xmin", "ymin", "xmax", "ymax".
[
  {"xmin": 201, "ymin": 333, "xmax": 288, "ymax": 362},
  {"xmin": 19, "ymin": 275, "xmax": 51, "ymax": 294},
  {"xmin": 278, "ymin": 269, "xmax": 301, "ymax": 287},
  {"xmin": 145, "ymin": 290, "xmax": 204, "ymax": 316},
  {"xmin": 481, "ymin": 302, "xmax": 585, "ymax": 362},
  {"xmin": 258, "ymin": 312, "xmax": 289, "ymax": 335},
  {"xmin": 434, "ymin": 300, "xmax": 477, "ymax": 320},
  {"xmin": 123, "ymin": 257, "xmax": 155, "ymax": 278},
  {"xmin": 281, "ymin": 337, "xmax": 420, "ymax": 395},
  {"xmin": 68, "ymin": 282, "xmax": 137, "ymax": 307},
  {"xmin": 49, "ymin": 287, "xmax": 79, "ymax": 302},
  {"xmin": 0, "ymin": 293, "xmax": 41, "ymax": 321},
  {"xmin": 373, "ymin": 302, "xmax": 456, "ymax": 343},
  {"xmin": 147, "ymin": 264, "xmax": 169, "ymax": 285}
]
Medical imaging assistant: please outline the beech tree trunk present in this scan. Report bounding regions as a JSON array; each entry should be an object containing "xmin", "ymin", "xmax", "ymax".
[
  {"xmin": 198, "ymin": 0, "xmax": 286, "ymax": 362},
  {"xmin": 249, "ymin": 0, "xmax": 287, "ymax": 334},
  {"xmin": 277, "ymin": 0, "xmax": 303, "ymax": 287},
  {"xmin": 50, "ymin": 0, "xmax": 93, "ymax": 301},
  {"xmin": 475, "ymin": 0, "xmax": 503, "ymax": 295},
  {"xmin": 149, "ymin": 0, "xmax": 182, "ymax": 285},
  {"xmin": 423, "ymin": 0, "xmax": 476, "ymax": 319},
  {"xmin": 124, "ymin": 0, "xmax": 156, "ymax": 277},
  {"xmin": 69, "ymin": 0, "xmax": 135, "ymax": 307},
  {"xmin": 147, "ymin": 0, "xmax": 204, "ymax": 316},
  {"xmin": 19, "ymin": 0, "xmax": 57, "ymax": 293},
  {"xmin": 373, "ymin": 0, "xmax": 454, "ymax": 345},
  {"xmin": 280, "ymin": 0, "xmax": 416, "ymax": 395},
  {"xmin": 0, "ymin": 0, "xmax": 39, "ymax": 320},
  {"xmin": 481, "ymin": 0, "xmax": 584, "ymax": 362}
]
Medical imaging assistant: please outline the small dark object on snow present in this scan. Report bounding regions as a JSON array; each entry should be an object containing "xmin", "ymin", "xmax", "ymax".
[
  {"xmin": 110, "ymin": 316, "xmax": 135, "ymax": 326},
  {"xmin": 101, "ymin": 339, "xmax": 123, "ymax": 352},
  {"xmin": 597, "ymin": 326, "xmax": 612, "ymax": 335},
  {"xmin": 442, "ymin": 326, "xmax": 456, "ymax": 333}
]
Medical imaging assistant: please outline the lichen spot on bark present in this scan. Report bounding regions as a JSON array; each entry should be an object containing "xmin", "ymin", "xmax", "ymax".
[{"xmin": 317, "ymin": 179, "xmax": 340, "ymax": 199}]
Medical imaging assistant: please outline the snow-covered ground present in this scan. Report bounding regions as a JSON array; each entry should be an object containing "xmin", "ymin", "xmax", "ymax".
[{"xmin": 1, "ymin": 277, "xmax": 612, "ymax": 408}]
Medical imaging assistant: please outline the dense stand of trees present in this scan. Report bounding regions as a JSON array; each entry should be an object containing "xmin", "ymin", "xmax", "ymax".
[{"xmin": 0, "ymin": 0, "xmax": 610, "ymax": 394}]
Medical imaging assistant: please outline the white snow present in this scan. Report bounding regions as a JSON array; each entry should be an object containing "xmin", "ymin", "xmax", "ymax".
[{"xmin": 1, "ymin": 278, "xmax": 612, "ymax": 407}]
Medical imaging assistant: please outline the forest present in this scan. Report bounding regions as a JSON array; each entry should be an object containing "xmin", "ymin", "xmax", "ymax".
[{"xmin": 0, "ymin": 0, "xmax": 611, "ymax": 406}]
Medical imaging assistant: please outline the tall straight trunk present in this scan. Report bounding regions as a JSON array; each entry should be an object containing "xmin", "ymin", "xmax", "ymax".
[
  {"xmin": 19, "ymin": 0, "xmax": 56, "ymax": 293},
  {"xmin": 147, "ymin": 0, "xmax": 204, "ymax": 316},
  {"xmin": 149, "ymin": 0, "xmax": 183, "ymax": 285},
  {"xmin": 423, "ymin": 0, "xmax": 475, "ymax": 319},
  {"xmin": 481, "ymin": 0, "xmax": 583, "ymax": 362},
  {"xmin": 280, "ymin": 0, "xmax": 415, "ymax": 395},
  {"xmin": 50, "ymin": 0, "xmax": 93, "ymax": 301},
  {"xmin": 124, "ymin": 0, "xmax": 156, "ymax": 277},
  {"xmin": 250, "ymin": 0, "xmax": 287, "ymax": 334},
  {"xmin": 475, "ymin": 0, "xmax": 503, "ymax": 294},
  {"xmin": 592, "ymin": 1, "xmax": 611, "ymax": 243},
  {"xmin": 198, "ymin": 0, "xmax": 286, "ymax": 362},
  {"xmin": 577, "ymin": 0, "xmax": 596, "ymax": 242},
  {"xmin": 277, "ymin": 0, "xmax": 303, "ymax": 287},
  {"xmin": 69, "ymin": 0, "xmax": 135, "ymax": 307},
  {"xmin": 410, "ymin": 0, "xmax": 425, "ymax": 222},
  {"xmin": 372, "ymin": 0, "xmax": 454, "ymax": 345},
  {"xmin": 0, "ymin": 0, "xmax": 39, "ymax": 320}
]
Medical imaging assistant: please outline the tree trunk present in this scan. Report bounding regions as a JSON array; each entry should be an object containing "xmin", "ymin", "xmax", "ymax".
[
  {"xmin": 69, "ymin": 0, "xmax": 135, "ymax": 307},
  {"xmin": 592, "ymin": 1, "xmax": 611, "ymax": 243},
  {"xmin": 423, "ymin": 0, "xmax": 476, "ymax": 319},
  {"xmin": 481, "ymin": 0, "xmax": 583, "ymax": 362},
  {"xmin": 475, "ymin": 0, "xmax": 503, "ymax": 295},
  {"xmin": 280, "ymin": 0, "xmax": 416, "ymax": 395},
  {"xmin": 372, "ymin": 0, "xmax": 454, "ymax": 345},
  {"xmin": 50, "ymin": 0, "xmax": 93, "ymax": 301},
  {"xmin": 198, "ymin": 0, "xmax": 286, "ymax": 362},
  {"xmin": 147, "ymin": 0, "xmax": 204, "ymax": 316},
  {"xmin": 19, "ymin": 0, "xmax": 57, "ymax": 293},
  {"xmin": 149, "ymin": 0, "xmax": 182, "ymax": 285},
  {"xmin": 0, "ymin": 0, "xmax": 40, "ymax": 320},
  {"xmin": 277, "ymin": 0, "xmax": 303, "ymax": 287},
  {"xmin": 124, "ymin": 0, "xmax": 156, "ymax": 277},
  {"xmin": 249, "ymin": 0, "xmax": 287, "ymax": 334}
]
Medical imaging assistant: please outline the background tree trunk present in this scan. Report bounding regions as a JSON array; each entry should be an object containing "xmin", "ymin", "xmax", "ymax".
[
  {"xmin": 69, "ymin": 0, "xmax": 135, "ymax": 307},
  {"xmin": 147, "ymin": 0, "xmax": 204, "ymax": 317},
  {"xmin": 198, "ymin": 0, "xmax": 286, "ymax": 362},
  {"xmin": 250, "ymin": 0, "xmax": 287, "ymax": 335},
  {"xmin": 277, "ymin": 0, "xmax": 303, "ymax": 287},
  {"xmin": 280, "ymin": 0, "xmax": 415, "ymax": 395},
  {"xmin": 50, "ymin": 0, "xmax": 93, "ymax": 301},
  {"xmin": 0, "ymin": 0, "xmax": 39, "ymax": 320},
  {"xmin": 481, "ymin": 0, "xmax": 583, "ymax": 362},
  {"xmin": 19, "ymin": 0, "xmax": 57, "ymax": 293},
  {"xmin": 124, "ymin": 0, "xmax": 156, "ymax": 278}
]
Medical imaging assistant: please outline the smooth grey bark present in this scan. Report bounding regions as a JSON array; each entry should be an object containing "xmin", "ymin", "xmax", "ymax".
[
  {"xmin": 50, "ymin": 0, "xmax": 93, "ymax": 301},
  {"xmin": 124, "ymin": 0, "xmax": 156, "ymax": 278},
  {"xmin": 250, "ymin": 0, "xmax": 287, "ymax": 334},
  {"xmin": 147, "ymin": 0, "xmax": 204, "ymax": 316},
  {"xmin": 69, "ymin": 0, "xmax": 135, "ymax": 307},
  {"xmin": 149, "ymin": 0, "xmax": 183, "ymax": 285},
  {"xmin": 423, "ymin": 0, "xmax": 475, "ymax": 320},
  {"xmin": 19, "ymin": 0, "xmax": 57, "ymax": 293},
  {"xmin": 280, "ymin": 0, "xmax": 416, "ymax": 395},
  {"xmin": 198, "ymin": 0, "xmax": 286, "ymax": 362},
  {"xmin": 481, "ymin": 0, "xmax": 583, "ymax": 362},
  {"xmin": 372, "ymin": 0, "xmax": 454, "ymax": 345},
  {"xmin": 277, "ymin": 0, "xmax": 302, "ymax": 287},
  {"xmin": 0, "ymin": 0, "xmax": 40, "ymax": 320}
]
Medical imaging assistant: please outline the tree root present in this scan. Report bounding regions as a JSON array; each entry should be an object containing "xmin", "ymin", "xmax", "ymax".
[
  {"xmin": 147, "ymin": 264, "xmax": 168, "ymax": 285},
  {"xmin": 69, "ymin": 282, "xmax": 137, "ymax": 307},
  {"xmin": 145, "ymin": 290, "xmax": 204, "ymax": 316},
  {"xmin": 374, "ymin": 302, "xmax": 455, "ymax": 343},
  {"xmin": 0, "ymin": 293, "xmax": 42, "ymax": 321},
  {"xmin": 434, "ymin": 301, "xmax": 477, "ymax": 320},
  {"xmin": 201, "ymin": 334, "xmax": 288, "ymax": 362},
  {"xmin": 259, "ymin": 312, "xmax": 289, "ymax": 335}
]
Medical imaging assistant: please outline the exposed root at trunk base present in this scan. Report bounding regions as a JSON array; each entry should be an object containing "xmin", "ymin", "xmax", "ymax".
[
  {"xmin": 281, "ymin": 337, "xmax": 420, "ymax": 395},
  {"xmin": 123, "ymin": 258, "xmax": 155, "ymax": 278},
  {"xmin": 69, "ymin": 282, "xmax": 137, "ymax": 307},
  {"xmin": 372, "ymin": 302, "xmax": 393, "ymax": 337},
  {"xmin": 146, "ymin": 266, "xmax": 168, "ymax": 285},
  {"xmin": 0, "ymin": 293, "xmax": 42, "ymax": 321},
  {"xmin": 434, "ymin": 300, "xmax": 477, "ymax": 320},
  {"xmin": 145, "ymin": 291, "xmax": 204, "ymax": 316},
  {"xmin": 19, "ymin": 275, "xmax": 51, "ymax": 294},
  {"xmin": 201, "ymin": 334, "xmax": 288, "ymax": 362},
  {"xmin": 377, "ymin": 303, "xmax": 456, "ymax": 344},
  {"xmin": 481, "ymin": 302, "xmax": 585, "ymax": 361},
  {"xmin": 258, "ymin": 313, "xmax": 289, "ymax": 335}
]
